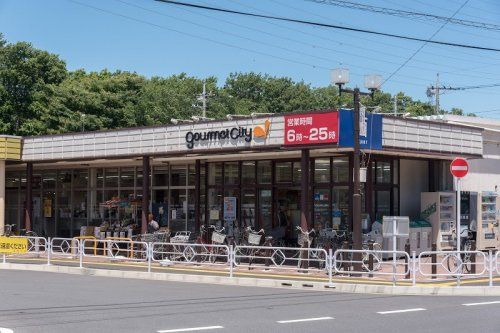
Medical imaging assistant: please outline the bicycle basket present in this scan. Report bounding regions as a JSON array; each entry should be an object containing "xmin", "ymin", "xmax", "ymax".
[
  {"xmin": 248, "ymin": 233, "xmax": 262, "ymax": 245},
  {"xmin": 211, "ymin": 231, "xmax": 227, "ymax": 244},
  {"xmin": 298, "ymin": 233, "xmax": 311, "ymax": 247}
]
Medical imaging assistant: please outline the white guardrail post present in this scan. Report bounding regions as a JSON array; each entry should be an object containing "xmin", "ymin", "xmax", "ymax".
[
  {"xmin": 328, "ymin": 248, "xmax": 333, "ymax": 287},
  {"xmin": 47, "ymin": 237, "xmax": 51, "ymax": 266},
  {"xmin": 411, "ymin": 251, "xmax": 416, "ymax": 287},
  {"xmin": 79, "ymin": 240, "xmax": 83, "ymax": 269},
  {"xmin": 148, "ymin": 242, "xmax": 152, "ymax": 273},
  {"xmin": 2, "ymin": 253, "xmax": 5, "ymax": 264},
  {"xmin": 489, "ymin": 250, "xmax": 493, "ymax": 287},
  {"xmin": 229, "ymin": 245, "xmax": 234, "ymax": 278}
]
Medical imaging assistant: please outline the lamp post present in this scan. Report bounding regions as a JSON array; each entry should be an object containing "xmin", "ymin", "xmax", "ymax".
[{"xmin": 331, "ymin": 69, "xmax": 381, "ymax": 271}]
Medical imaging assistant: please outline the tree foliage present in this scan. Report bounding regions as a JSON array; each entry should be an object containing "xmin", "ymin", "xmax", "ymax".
[{"xmin": 0, "ymin": 36, "xmax": 470, "ymax": 136}]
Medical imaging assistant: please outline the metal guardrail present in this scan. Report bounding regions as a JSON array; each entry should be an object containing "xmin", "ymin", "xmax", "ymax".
[
  {"xmin": 3, "ymin": 236, "xmax": 500, "ymax": 287},
  {"xmin": 151, "ymin": 242, "xmax": 230, "ymax": 267}
]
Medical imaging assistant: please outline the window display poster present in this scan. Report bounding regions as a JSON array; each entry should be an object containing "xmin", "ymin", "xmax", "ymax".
[
  {"xmin": 224, "ymin": 197, "xmax": 237, "ymax": 221},
  {"xmin": 43, "ymin": 198, "xmax": 52, "ymax": 218}
]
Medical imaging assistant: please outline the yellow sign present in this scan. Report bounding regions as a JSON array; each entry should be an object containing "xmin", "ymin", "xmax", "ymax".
[{"xmin": 0, "ymin": 237, "xmax": 28, "ymax": 254}]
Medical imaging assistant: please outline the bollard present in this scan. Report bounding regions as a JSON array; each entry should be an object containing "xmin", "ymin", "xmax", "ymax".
[
  {"xmin": 147, "ymin": 243, "xmax": 152, "ymax": 273},
  {"xmin": 47, "ymin": 237, "xmax": 51, "ymax": 266},
  {"xmin": 368, "ymin": 242, "xmax": 374, "ymax": 278},
  {"xmin": 412, "ymin": 251, "xmax": 417, "ymax": 287},
  {"xmin": 405, "ymin": 241, "xmax": 410, "ymax": 280},
  {"xmin": 470, "ymin": 241, "xmax": 476, "ymax": 275},
  {"xmin": 489, "ymin": 250, "xmax": 493, "ymax": 287},
  {"xmin": 431, "ymin": 243, "xmax": 437, "ymax": 279},
  {"xmin": 328, "ymin": 248, "xmax": 334, "ymax": 287},
  {"xmin": 229, "ymin": 245, "xmax": 234, "ymax": 278},
  {"xmin": 79, "ymin": 240, "xmax": 83, "ymax": 269}
]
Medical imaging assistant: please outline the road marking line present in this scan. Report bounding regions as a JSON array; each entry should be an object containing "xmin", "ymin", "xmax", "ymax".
[
  {"xmin": 0, "ymin": 328, "xmax": 14, "ymax": 333},
  {"xmin": 277, "ymin": 317, "xmax": 333, "ymax": 324},
  {"xmin": 157, "ymin": 326, "xmax": 223, "ymax": 332},
  {"xmin": 463, "ymin": 301, "xmax": 500, "ymax": 306},
  {"xmin": 377, "ymin": 308, "xmax": 426, "ymax": 315}
]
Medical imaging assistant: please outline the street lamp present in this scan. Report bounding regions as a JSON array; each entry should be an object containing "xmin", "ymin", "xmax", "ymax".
[{"xmin": 331, "ymin": 68, "xmax": 381, "ymax": 269}]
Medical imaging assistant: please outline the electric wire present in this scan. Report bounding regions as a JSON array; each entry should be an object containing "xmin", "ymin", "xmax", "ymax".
[
  {"xmin": 154, "ymin": 0, "xmax": 500, "ymax": 52},
  {"xmin": 382, "ymin": 0, "xmax": 469, "ymax": 86},
  {"xmin": 306, "ymin": 0, "xmax": 500, "ymax": 31}
]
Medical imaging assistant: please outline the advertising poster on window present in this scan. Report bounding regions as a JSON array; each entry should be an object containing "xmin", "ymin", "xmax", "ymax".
[
  {"xmin": 223, "ymin": 197, "xmax": 237, "ymax": 221},
  {"xmin": 284, "ymin": 111, "xmax": 339, "ymax": 146}
]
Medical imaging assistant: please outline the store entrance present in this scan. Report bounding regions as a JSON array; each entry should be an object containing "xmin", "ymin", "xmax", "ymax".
[{"xmin": 273, "ymin": 188, "xmax": 301, "ymax": 243}]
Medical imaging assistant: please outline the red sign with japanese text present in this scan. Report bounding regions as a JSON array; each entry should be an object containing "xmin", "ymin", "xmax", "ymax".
[{"xmin": 284, "ymin": 111, "xmax": 339, "ymax": 145}]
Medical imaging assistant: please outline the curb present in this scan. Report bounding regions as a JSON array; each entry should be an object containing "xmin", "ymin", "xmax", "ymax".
[{"xmin": 1, "ymin": 263, "xmax": 498, "ymax": 296}]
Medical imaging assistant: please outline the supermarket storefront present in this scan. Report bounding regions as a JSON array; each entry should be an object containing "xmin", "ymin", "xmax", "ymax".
[{"xmin": 1, "ymin": 110, "xmax": 483, "ymax": 239}]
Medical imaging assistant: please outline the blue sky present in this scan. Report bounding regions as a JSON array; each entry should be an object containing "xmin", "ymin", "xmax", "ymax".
[{"xmin": 1, "ymin": 0, "xmax": 500, "ymax": 118}]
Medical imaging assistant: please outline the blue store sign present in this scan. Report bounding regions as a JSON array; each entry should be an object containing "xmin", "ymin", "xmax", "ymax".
[{"xmin": 339, "ymin": 109, "xmax": 382, "ymax": 150}]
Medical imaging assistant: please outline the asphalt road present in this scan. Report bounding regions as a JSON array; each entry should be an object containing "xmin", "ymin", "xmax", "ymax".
[{"xmin": 1, "ymin": 270, "xmax": 500, "ymax": 333}]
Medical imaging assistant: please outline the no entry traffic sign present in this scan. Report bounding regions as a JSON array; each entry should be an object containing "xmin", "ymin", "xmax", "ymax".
[{"xmin": 450, "ymin": 158, "xmax": 469, "ymax": 178}]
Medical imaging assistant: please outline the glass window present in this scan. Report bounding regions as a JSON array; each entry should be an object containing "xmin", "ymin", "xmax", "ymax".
[
  {"xmin": 105, "ymin": 168, "xmax": 119, "ymax": 188},
  {"xmin": 293, "ymin": 162, "xmax": 302, "ymax": 184},
  {"xmin": 276, "ymin": 162, "xmax": 292, "ymax": 183},
  {"xmin": 376, "ymin": 190, "xmax": 391, "ymax": 220},
  {"xmin": 376, "ymin": 161, "xmax": 391, "ymax": 184},
  {"xmin": 58, "ymin": 171, "xmax": 72, "ymax": 191},
  {"xmin": 313, "ymin": 188, "xmax": 330, "ymax": 229},
  {"xmin": 153, "ymin": 166, "xmax": 168, "ymax": 187},
  {"xmin": 208, "ymin": 163, "xmax": 223, "ymax": 186},
  {"xmin": 96, "ymin": 169, "xmax": 104, "ymax": 188},
  {"xmin": 43, "ymin": 171, "xmax": 56, "ymax": 189},
  {"xmin": 56, "ymin": 190, "xmax": 71, "ymax": 237},
  {"xmin": 208, "ymin": 188, "xmax": 222, "ymax": 223},
  {"xmin": 187, "ymin": 188, "xmax": 196, "ymax": 233},
  {"xmin": 136, "ymin": 167, "xmax": 144, "ymax": 188},
  {"xmin": 241, "ymin": 189, "xmax": 255, "ymax": 228},
  {"xmin": 188, "ymin": 164, "xmax": 196, "ymax": 186},
  {"xmin": 242, "ymin": 161, "xmax": 255, "ymax": 185},
  {"xmin": 257, "ymin": 161, "xmax": 272, "ymax": 184},
  {"xmin": 333, "ymin": 186, "xmax": 349, "ymax": 231},
  {"xmin": 393, "ymin": 160, "xmax": 399, "ymax": 185},
  {"xmin": 6, "ymin": 172, "xmax": 19, "ymax": 189},
  {"xmin": 333, "ymin": 157, "xmax": 349, "ymax": 183},
  {"xmin": 224, "ymin": 162, "xmax": 239, "ymax": 185},
  {"xmin": 314, "ymin": 158, "xmax": 330, "ymax": 183},
  {"xmin": 73, "ymin": 169, "xmax": 88, "ymax": 188},
  {"xmin": 259, "ymin": 189, "xmax": 273, "ymax": 232},
  {"xmin": 120, "ymin": 168, "xmax": 135, "ymax": 188},
  {"xmin": 171, "ymin": 165, "xmax": 187, "ymax": 187}
]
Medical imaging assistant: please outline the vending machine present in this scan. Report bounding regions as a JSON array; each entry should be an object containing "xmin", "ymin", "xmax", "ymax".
[
  {"xmin": 421, "ymin": 192, "xmax": 457, "ymax": 251},
  {"xmin": 476, "ymin": 191, "xmax": 500, "ymax": 250}
]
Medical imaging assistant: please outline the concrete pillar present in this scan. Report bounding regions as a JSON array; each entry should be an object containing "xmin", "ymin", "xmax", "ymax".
[
  {"xmin": 0, "ymin": 160, "xmax": 5, "ymax": 236},
  {"xmin": 24, "ymin": 162, "xmax": 33, "ymax": 231},
  {"xmin": 141, "ymin": 156, "xmax": 150, "ymax": 234}
]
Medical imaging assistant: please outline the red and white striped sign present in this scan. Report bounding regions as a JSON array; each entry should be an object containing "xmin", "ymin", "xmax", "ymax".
[{"xmin": 450, "ymin": 158, "xmax": 469, "ymax": 178}]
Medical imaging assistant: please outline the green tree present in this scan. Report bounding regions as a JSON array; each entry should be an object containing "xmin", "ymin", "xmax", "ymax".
[{"xmin": 0, "ymin": 39, "xmax": 67, "ymax": 135}]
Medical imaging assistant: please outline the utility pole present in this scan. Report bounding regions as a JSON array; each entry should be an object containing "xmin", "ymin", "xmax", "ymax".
[
  {"xmin": 352, "ymin": 88, "xmax": 362, "ymax": 271},
  {"xmin": 435, "ymin": 73, "xmax": 440, "ymax": 115}
]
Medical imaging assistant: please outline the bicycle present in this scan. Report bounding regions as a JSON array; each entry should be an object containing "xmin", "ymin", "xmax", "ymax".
[{"xmin": 446, "ymin": 229, "xmax": 474, "ymax": 275}]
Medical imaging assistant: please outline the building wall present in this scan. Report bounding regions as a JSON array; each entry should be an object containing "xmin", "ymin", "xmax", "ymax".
[
  {"xmin": 399, "ymin": 159, "xmax": 429, "ymax": 219},
  {"xmin": 461, "ymin": 130, "xmax": 500, "ymax": 193}
]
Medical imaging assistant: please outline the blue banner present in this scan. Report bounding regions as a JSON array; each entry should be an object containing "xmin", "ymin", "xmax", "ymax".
[{"xmin": 339, "ymin": 109, "xmax": 382, "ymax": 150}]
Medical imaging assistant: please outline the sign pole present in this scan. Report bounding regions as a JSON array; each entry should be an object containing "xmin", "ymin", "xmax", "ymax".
[
  {"xmin": 456, "ymin": 177, "xmax": 461, "ymax": 285},
  {"xmin": 392, "ymin": 217, "xmax": 397, "ymax": 286}
]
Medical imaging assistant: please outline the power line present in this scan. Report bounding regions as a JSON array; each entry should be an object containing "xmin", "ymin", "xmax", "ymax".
[
  {"xmin": 305, "ymin": 0, "xmax": 500, "ymax": 31},
  {"xmin": 154, "ymin": 0, "xmax": 500, "ymax": 52},
  {"xmin": 429, "ymin": 83, "xmax": 500, "ymax": 91},
  {"xmin": 382, "ymin": 0, "xmax": 469, "ymax": 86}
]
